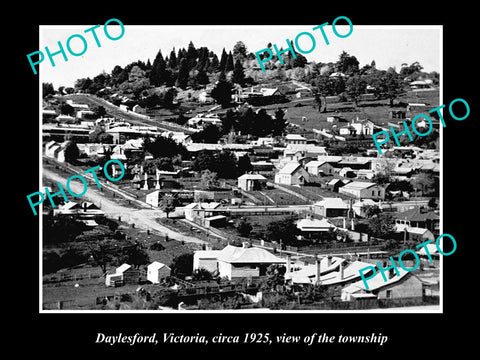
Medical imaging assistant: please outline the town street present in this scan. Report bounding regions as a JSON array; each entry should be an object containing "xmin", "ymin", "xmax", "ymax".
[{"xmin": 42, "ymin": 168, "xmax": 207, "ymax": 245}]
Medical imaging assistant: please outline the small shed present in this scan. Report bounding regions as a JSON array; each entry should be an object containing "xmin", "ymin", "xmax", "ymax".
[
  {"xmin": 147, "ymin": 261, "xmax": 171, "ymax": 284},
  {"xmin": 116, "ymin": 263, "xmax": 140, "ymax": 285},
  {"xmin": 204, "ymin": 215, "xmax": 227, "ymax": 228},
  {"xmin": 105, "ymin": 273, "xmax": 123, "ymax": 287}
]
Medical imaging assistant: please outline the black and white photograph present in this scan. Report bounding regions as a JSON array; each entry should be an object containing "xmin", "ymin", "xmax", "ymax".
[
  {"xmin": 16, "ymin": 4, "xmax": 477, "ymax": 357},
  {"xmin": 38, "ymin": 23, "xmax": 443, "ymax": 313}
]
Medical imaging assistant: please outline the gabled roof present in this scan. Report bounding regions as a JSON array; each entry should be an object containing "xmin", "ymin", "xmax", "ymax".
[
  {"xmin": 395, "ymin": 207, "xmax": 439, "ymax": 222},
  {"xmin": 116, "ymin": 263, "xmax": 132, "ymax": 274},
  {"xmin": 341, "ymin": 181, "xmax": 377, "ymax": 190},
  {"xmin": 278, "ymin": 162, "xmax": 302, "ymax": 175},
  {"xmin": 315, "ymin": 197, "xmax": 349, "ymax": 209},
  {"xmin": 296, "ymin": 218, "xmax": 335, "ymax": 231},
  {"xmin": 238, "ymin": 173, "xmax": 267, "ymax": 180},
  {"xmin": 148, "ymin": 261, "xmax": 170, "ymax": 271},
  {"xmin": 342, "ymin": 267, "xmax": 411, "ymax": 293},
  {"xmin": 217, "ymin": 245, "xmax": 286, "ymax": 264},
  {"xmin": 285, "ymin": 134, "xmax": 307, "ymax": 141}
]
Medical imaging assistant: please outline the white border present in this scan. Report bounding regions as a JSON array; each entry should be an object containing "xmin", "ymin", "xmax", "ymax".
[{"xmin": 39, "ymin": 24, "xmax": 443, "ymax": 314}]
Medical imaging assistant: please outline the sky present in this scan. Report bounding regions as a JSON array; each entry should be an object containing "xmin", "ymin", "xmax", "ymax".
[{"xmin": 38, "ymin": 25, "xmax": 442, "ymax": 89}]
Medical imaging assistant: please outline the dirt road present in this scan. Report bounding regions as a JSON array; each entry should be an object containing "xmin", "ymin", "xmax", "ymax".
[{"xmin": 43, "ymin": 168, "xmax": 207, "ymax": 245}]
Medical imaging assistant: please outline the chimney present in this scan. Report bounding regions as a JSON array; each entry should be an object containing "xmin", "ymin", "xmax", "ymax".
[
  {"xmin": 83, "ymin": 202, "xmax": 87, "ymax": 212},
  {"xmin": 351, "ymin": 219, "xmax": 355, "ymax": 231},
  {"xmin": 327, "ymin": 255, "xmax": 332, "ymax": 267},
  {"xmin": 389, "ymin": 268, "xmax": 396, "ymax": 279},
  {"xmin": 242, "ymin": 241, "xmax": 250, "ymax": 249},
  {"xmin": 339, "ymin": 261, "xmax": 344, "ymax": 280},
  {"xmin": 315, "ymin": 257, "xmax": 321, "ymax": 285},
  {"xmin": 286, "ymin": 255, "xmax": 291, "ymax": 273},
  {"xmin": 342, "ymin": 217, "xmax": 346, "ymax": 229}
]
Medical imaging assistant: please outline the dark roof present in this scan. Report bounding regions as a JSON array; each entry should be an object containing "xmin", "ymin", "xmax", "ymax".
[{"xmin": 395, "ymin": 207, "xmax": 439, "ymax": 222}]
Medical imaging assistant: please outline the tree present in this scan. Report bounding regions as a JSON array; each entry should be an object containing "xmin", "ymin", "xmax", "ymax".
[
  {"xmin": 150, "ymin": 49, "xmax": 167, "ymax": 86},
  {"xmin": 200, "ymin": 169, "xmax": 220, "ymax": 189},
  {"xmin": 170, "ymin": 252, "xmax": 194, "ymax": 278},
  {"xmin": 168, "ymin": 47, "xmax": 177, "ymax": 69},
  {"xmin": 225, "ymin": 51, "xmax": 234, "ymax": 72},
  {"xmin": 345, "ymin": 75, "xmax": 367, "ymax": 106},
  {"xmin": 158, "ymin": 194, "xmax": 178, "ymax": 218},
  {"xmin": 265, "ymin": 216, "xmax": 299, "ymax": 246},
  {"xmin": 316, "ymin": 75, "xmax": 334, "ymax": 112},
  {"xmin": 232, "ymin": 41, "xmax": 247, "ymax": 63},
  {"xmin": 337, "ymin": 51, "xmax": 359, "ymax": 75},
  {"xmin": 237, "ymin": 154, "xmax": 252, "ymax": 174},
  {"xmin": 93, "ymin": 105, "xmax": 107, "ymax": 118},
  {"xmin": 364, "ymin": 205, "xmax": 381, "ymax": 218},
  {"xmin": 120, "ymin": 242, "xmax": 150, "ymax": 268},
  {"xmin": 375, "ymin": 69, "xmax": 405, "ymax": 106},
  {"xmin": 192, "ymin": 268, "xmax": 214, "ymax": 281},
  {"xmin": 191, "ymin": 124, "xmax": 222, "ymax": 143},
  {"xmin": 413, "ymin": 173, "xmax": 435, "ymax": 196},
  {"xmin": 272, "ymin": 108, "xmax": 287, "ymax": 136},
  {"xmin": 186, "ymin": 41, "xmax": 197, "ymax": 70},
  {"xmin": 60, "ymin": 103, "xmax": 75, "ymax": 116},
  {"xmin": 42, "ymin": 82, "xmax": 55, "ymax": 97},
  {"xmin": 64, "ymin": 141, "xmax": 80, "ymax": 164},
  {"xmin": 210, "ymin": 76, "xmax": 233, "ymax": 107},
  {"xmin": 232, "ymin": 59, "xmax": 245, "ymax": 85},
  {"xmin": 367, "ymin": 214, "xmax": 395, "ymax": 238},
  {"xmin": 84, "ymin": 239, "xmax": 122, "ymax": 274},
  {"xmin": 215, "ymin": 150, "xmax": 238, "ymax": 178},
  {"xmin": 193, "ymin": 151, "xmax": 216, "ymax": 173},
  {"xmin": 219, "ymin": 48, "xmax": 228, "ymax": 72},
  {"xmin": 235, "ymin": 217, "xmax": 252, "ymax": 237},
  {"xmin": 176, "ymin": 58, "xmax": 189, "ymax": 89}
]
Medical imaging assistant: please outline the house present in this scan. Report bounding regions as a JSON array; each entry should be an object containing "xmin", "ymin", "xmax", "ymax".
[
  {"xmin": 52, "ymin": 201, "xmax": 105, "ymax": 218},
  {"xmin": 326, "ymin": 178, "xmax": 347, "ymax": 193},
  {"xmin": 352, "ymin": 199, "xmax": 378, "ymax": 217},
  {"xmin": 341, "ymin": 268, "xmax": 425, "ymax": 302},
  {"xmin": 394, "ymin": 226, "xmax": 435, "ymax": 242},
  {"xmin": 204, "ymin": 215, "xmax": 227, "ymax": 228},
  {"xmin": 284, "ymin": 256, "xmax": 346, "ymax": 284},
  {"xmin": 339, "ymin": 181, "xmax": 385, "ymax": 200},
  {"xmin": 286, "ymin": 260, "xmax": 373, "ymax": 286},
  {"xmin": 305, "ymin": 160, "xmax": 335, "ymax": 176},
  {"xmin": 217, "ymin": 244, "xmax": 286, "ymax": 280},
  {"xmin": 409, "ymin": 79, "xmax": 433, "ymax": 90},
  {"xmin": 184, "ymin": 202, "xmax": 221, "ymax": 222},
  {"xmin": 106, "ymin": 263, "xmax": 140, "ymax": 286},
  {"xmin": 44, "ymin": 140, "xmax": 68, "ymax": 162},
  {"xmin": 338, "ymin": 157, "xmax": 372, "ymax": 170},
  {"xmin": 394, "ymin": 207, "xmax": 440, "ymax": 235},
  {"xmin": 274, "ymin": 162, "xmax": 309, "ymax": 186},
  {"xmin": 339, "ymin": 167, "xmax": 356, "ymax": 178},
  {"xmin": 250, "ymin": 161, "xmax": 276, "ymax": 177},
  {"xmin": 296, "ymin": 217, "xmax": 336, "ymax": 238},
  {"xmin": 237, "ymin": 173, "xmax": 267, "ymax": 191},
  {"xmin": 193, "ymin": 249, "xmax": 221, "ymax": 273},
  {"xmin": 285, "ymin": 134, "xmax": 307, "ymax": 145},
  {"xmin": 313, "ymin": 197, "xmax": 350, "ymax": 217},
  {"xmin": 147, "ymin": 261, "xmax": 171, "ymax": 284},
  {"xmin": 283, "ymin": 144, "xmax": 328, "ymax": 162}
]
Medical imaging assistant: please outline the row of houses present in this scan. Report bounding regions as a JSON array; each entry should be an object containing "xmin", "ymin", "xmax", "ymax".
[{"xmin": 192, "ymin": 243, "xmax": 439, "ymax": 303}]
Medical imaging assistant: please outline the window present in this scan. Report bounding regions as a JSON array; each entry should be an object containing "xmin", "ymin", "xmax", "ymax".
[
  {"xmin": 378, "ymin": 190, "xmax": 381, "ymax": 195},
  {"xmin": 372, "ymin": 191, "xmax": 375, "ymax": 196},
  {"xmin": 386, "ymin": 290, "xmax": 392, "ymax": 299}
]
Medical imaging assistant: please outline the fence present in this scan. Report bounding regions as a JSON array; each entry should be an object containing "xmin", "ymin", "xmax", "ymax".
[{"xmin": 43, "ymin": 271, "xmax": 102, "ymax": 284}]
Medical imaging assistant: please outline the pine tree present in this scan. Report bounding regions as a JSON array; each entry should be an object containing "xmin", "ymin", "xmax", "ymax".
[
  {"xmin": 232, "ymin": 59, "xmax": 245, "ymax": 85},
  {"xmin": 186, "ymin": 41, "xmax": 197, "ymax": 70},
  {"xmin": 168, "ymin": 48, "xmax": 177, "ymax": 69},
  {"xmin": 226, "ymin": 51, "xmax": 234, "ymax": 72},
  {"xmin": 150, "ymin": 50, "xmax": 167, "ymax": 86},
  {"xmin": 219, "ymin": 48, "xmax": 228, "ymax": 72},
  {"xmin": 176, "ymin": 58, "xmax": 189, "ymax": 89}
]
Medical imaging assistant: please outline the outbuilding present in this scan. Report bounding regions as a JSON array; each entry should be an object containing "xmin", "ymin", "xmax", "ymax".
[{"xmin": 147, "ymin": 261, "xmax": 171, "ymax": 284}]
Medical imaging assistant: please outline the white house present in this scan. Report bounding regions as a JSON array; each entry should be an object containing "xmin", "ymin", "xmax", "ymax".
[
  {"xmin": 339, "ymin": 181, "xmax": 385, "ymax": 200},
  {"xmin": 313, "ymin": 198, "xmax": 350, "ymax": 217},
  {"xmin": 305, "ymin": 160, "xmax": 335, "ymax": 176},
  {"xmin": 285, "ymin": 134, "xmax": 307, "ymax": 145},
  {"xmin": 274, "ymin": 162, "xmax": 309, "ymax": 186},
  {"xmin": 184, "ymin": 202, "xmax": 221, "ymax": 222},
  {"xmin": 147, "ymin": 261, "xmax": 171, "ymax": 284},
  {"xmin": 296, "ymin": 217, "xmax": 336, "ymax": 233},
  {"xmin": 237, "ymin": 173, "xmax": 267, "ymax": 191},
  {"xmin": 216, "ymin": 245, "xmax": 286, "ymax": 280}
]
